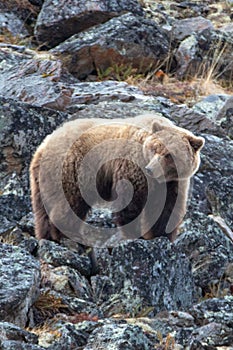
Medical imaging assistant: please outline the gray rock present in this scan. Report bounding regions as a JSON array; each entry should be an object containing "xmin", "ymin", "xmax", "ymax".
[
  {"xmin": 0, "ymin": 244, "xmax": 40, "ymax": 327},
  {"xmin": 0, "ymin": 227, "xmax": 38, "ymax": 255},
  {"xmin": 0, "ymin": 12, "xmax": 29, "ymax": 38},
  {"xmin": 188, "ymin": 322, "xmax": 233, "ymax": 348},
  {"xmin": 176, "ymin": 213, "xmax": 233, "ymax": 291},
  {"xmin": 69, "ymin": 81, "xmax": 146, "ymax": 107},
  {"xmin": 216, "ymin": 95, "xmax": 233, "ymax": 139},
  {"xmin": 45, "ymin": 322, "xmax": 88, "ymax": 349},
  {"xmin": 0, "ymin": 340, "xmax": 45, "ymax": 350},
  {"xmin": 172, "ymin": 16, "xmax": 213, "ymax": 42},
  {"xmin": 190, "ymin": 134, "xmax": 233, "ymax": 215},
  {"xmin": 41, "ymin": 265, "xmax": 93, "ymax": 300},
  {"xmin": 37, "ymin": 239, "xmax": 92, "ymax": 277},
  {"xmin": 206, "ymin": 176, "xmax": 233, "ymax": 231},
  {"xmin": 175, "ymin": 28, "xmax": 233, "ymax": 84},
  {"xmin": 0, "ymin": 46, "xmax": 32, "ymax": 72},
  {"xmin": 191, "ymin": 296, "xmax": 233, "ymax": 327},
  {"xmin": 193, "ymin": 94, "xmax": 230, "ymax": 121},
  {"xmin": 18, "ymin": 212, "xmax": 35, "ymax": 236},
  {"xmin": 28, "ymin": 0, "xmax": 43, "ymax": 7},
  {"xmin": 0, "ymin": 322, "xmax": 38, "ymax": 344},
  {"xmin": 51, "ymin": 13, "xmax": 170, "ymax": 79},
  {"xmin": 84, "ymin": 321, "xmax": 153, "ymax": 350},
  {"xmin": 0, "ymin": 96, "xmax": 69, "ymax": 225},
  {"xmin": 35, "ymin": 0, "xmax": 143, "ymax": 48},
  {"xmin": 100, "ymin": 239, "xmax": 196, "ymax": 317},
  {"xmin": 60, "ymin": 295, "xmax": 101, "ymax": 316},
  {"xmin": 0, "ymin": 57, "xmax": 75, "ymax": 110},
  {"xmin": 175, "ymin": 34, "xmax": 199, "ymax": 79},
  {"xmin": 168, "ymin": 104, "xmax": 224, "ymax": 137},
  {"xmin": 199, "ymin": 135, "xmax": 233, "ymax": 178},
  {"xmin": 69, "ymin": 99, "xmax": 162, "ymax": 119}
]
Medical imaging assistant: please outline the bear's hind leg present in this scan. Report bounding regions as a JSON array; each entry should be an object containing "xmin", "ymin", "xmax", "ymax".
[{"xmin": 30, "ymin": 150, "xmax": 62, "ymax": 241}]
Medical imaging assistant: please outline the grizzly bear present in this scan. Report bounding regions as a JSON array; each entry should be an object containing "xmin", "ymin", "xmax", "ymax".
[{"xmin": 30, "ymin": 114, "xmax": 204, "ymax": 246}]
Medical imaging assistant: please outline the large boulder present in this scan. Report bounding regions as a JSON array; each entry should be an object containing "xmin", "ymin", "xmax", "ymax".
[
  {"xmin": 35, "ymin": 0, "xmax": 143, "ymax": 48},
  {"xmin": 51, "ymin": 13, "xmax": 170, "ymax": 79},
  {"xmin": 93, "ymin": 239, "xmax": 196, "ymax": 317},
  {"xmin": 0, "ymin": 244, "xmax": 40, "ymax": 327},
  {"xmin": 176, "ymin": 213, "xmax": 233, "ymax": 292}
]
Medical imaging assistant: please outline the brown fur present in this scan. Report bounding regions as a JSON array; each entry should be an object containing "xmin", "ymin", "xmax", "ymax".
[{"xmin": 30, "ymin": 114, "xmax": 204, "ymax": 243}]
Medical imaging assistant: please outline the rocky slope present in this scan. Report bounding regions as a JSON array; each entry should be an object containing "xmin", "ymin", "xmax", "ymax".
[{"xmin": 0, "ymin": 1, "xmax": 233, "ymax": 349}]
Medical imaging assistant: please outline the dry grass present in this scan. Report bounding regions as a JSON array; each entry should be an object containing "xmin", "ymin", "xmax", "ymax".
[
  {"xmin": 156, "ymin": 331, "xmax": 176, "ymax": 350},
  {"xmin": 33, "ymin": 290, "xmax": 69, "ymax": 322}
]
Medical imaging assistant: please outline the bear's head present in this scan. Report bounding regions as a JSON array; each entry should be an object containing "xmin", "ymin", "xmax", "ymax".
[{"xmin": 143, "ymin": 121, "xmax": 205, "ymax": 182}]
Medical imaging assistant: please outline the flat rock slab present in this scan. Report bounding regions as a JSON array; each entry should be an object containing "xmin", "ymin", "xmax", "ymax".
[
  {"xmin": 0, "ymin": 57, "xmax": 74, "ymax": 111},
  {"xmin": 0, "ymin": 244, "xmax": 40, "ymax": 327},
  {"xmin": 35, "ymin": 0, "xmax": 143, "ymax": 48},
  {"xmin": 51, "ymin": 13, "xmax": 170, "ymax": 79},
  {"xmin": 69, "ymin": 81, "xmax": 146, "ymax": 107}
]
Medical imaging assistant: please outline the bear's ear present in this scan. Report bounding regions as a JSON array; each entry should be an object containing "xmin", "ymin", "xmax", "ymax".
[
  {"xmin": 188, "ymin": 136, "xmax": 205, "ymax": 151},
  {"xmin": 152, "ymin": 121, "xmax": 167, "ymax": 133}
]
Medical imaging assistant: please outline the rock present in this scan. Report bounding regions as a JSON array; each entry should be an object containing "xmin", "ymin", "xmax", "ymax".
[
  {"xmin": 0, "ymin": 55, "xmax": 75, "ymax": 110},
  {"xmin": 172, "ymin": 16, "xmax": 213, "ymax": 42},
  {"xmin": 0, "ymin": 96, "xmax": 69, "ymax": 226},
  {"xmin": 0, "ymin": 45, "xmax": 35, "ymax": 71},
  {"xmin": 0, "ymin": 227, "xmax": 38, "ymax": 255},
  {"xmin": 175, "ymin": 28, "xmax": 233, "ymax": 83},
  {"xmin": 164, "ymin": 100, "xmax": 225, "ymax": 137},
  {"xmin": 190, "ymin": 134, "xmax": 233, "ymax": 215},
  {"xmin": 37, "ymin": 239, "xmax": 92, "ymax": 277},
  {"xmin": 84, "ymin": 321, "xmax": 153, "ymax": 350},
  {"xmin": 193, "ymin": 94, "xmax": 230, "ymax": 121},
  {"xmin": 216, "ymin": 95, "xmax": 233, "ymax": 139},
  {"xmin": 0, "ymin": 341, "xmax": 46, "ymax": 350},
  {"xmin": 18, "ymin": 212, "xmax": 35, "ymax": 236},
  {"xmin": 69, "ymin": 81, "xmax": 146, "ymax": 109},
  {"xmin": 175, "ymin": 34, "xmax": 200, "ymax": 79},
  {"xmin": 35, "ymin": 0, "xmax": 143, "ymax": 48},
  {"xmin": 205, "ymin": 176, "xmax": 233, "ymax": 231},
  {"xmin": 42, "ymin": 322, "xmax": 88, "ymax": 349},
  {"xmin": 191, "ymin": 296, "xmax": 233, "ymax": 328},
  {"xmin": 0, "ymin": 244, "xmax": 40, "ymax": 327},
  {"xmin": 199, "ymin": 135, "xmax": 233, "ymax": 178},
  {"xmin": 28, "ymin": 0, "xmax": 43, "ymax": 7},
  {"xmin": 99, "ymin": 239, "xmax": 196, "ymax": 317},
  {"xmin": 0, "ymin": 11, "xmax": 29, "ymax": 38},
  {"xmin": 0, "ymin": 322, "xmax": 38, "ymax": 344},
  {"xmin": 188, "ymin": 322, "xmax": 233, "ymax": 348},
  {"xmin": 51, "ymin": 13, "xmax": 170, "ymax": 79},
  {"xmin": 70, "ymin": 99, "xmax": 161, "ymax": 119},
  {"xmin": 176, "ymin": 213, "xmax": 233, "ymax": 292},
  {"xmin": 41, "ymin": 265, "xmax": 93, "ymax": 300}
]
